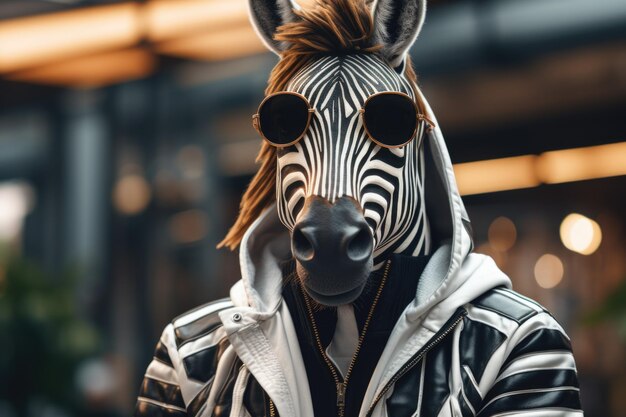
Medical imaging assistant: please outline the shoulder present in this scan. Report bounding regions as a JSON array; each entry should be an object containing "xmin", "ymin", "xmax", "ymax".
[
  {"xmin": 461, "ymin": 291, "xmax": 582, "ymax": 416},
  {"xmin": 137, "ymin": 298, "xmax": 239, "ymax": 414},
  {"xmin": 468, "ymin": 286, "xmax": 548, "ymax": 325},
  {"xmin": 459, "ymin": 287, "xmax": 575, "ymax": 394},
  {"xmin": 464, "ymin": 286, "xmax": 569, "ymax": 349},
  {"xmin": 459, "ymin": 287, "xmax": 575, "ymax": 388},
  {"xmin": 163, "ymin": 298, "xmax": 236, "ymax": 384},
  {"xmin": 459, "ymin": 287, "xmax": 569, "ymax": 364},
  {"xmin": 170, "ymin": 298, "xmax": 234, "ymax": 348}
]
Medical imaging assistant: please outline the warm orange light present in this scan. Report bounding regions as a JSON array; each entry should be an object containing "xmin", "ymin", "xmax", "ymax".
[
  {"xmin": 8, "ymin": 49, "xmax": 155, "ymax": 88},
  {"xmin": 454, "ymin": 141, "xmax": 626, "ymax": 196},
  {"xmin": 0, "ymin": 3, "xmax": 141, "ymax": 73},
  {"xmin": 537, "ymin": 142, "xmax": 626, "ymax": 184},
  {"xmin": 145, "ymin": 0, "xmax": 249, "ymax": 41},
  {"xmin": 534, "ymin": 254, "xmax": 564, "ymax": 289},
  {"xmin": 560, "ymin": 213, "xmax": 602, "ymax": 255},
  {"xmin": 157, "ymin": 26, "xmax": 266, "ymax": 61},
  {"xmin": 112, "ymin": 174, "xmax": 151, "ymax": 216},
  {"xmin": 454, "ymin": 155, "xmax": 539, "ymax": 196},
  {"xmin": 488, "ymin": 216, "xmax": 517, "ymax": 252}
]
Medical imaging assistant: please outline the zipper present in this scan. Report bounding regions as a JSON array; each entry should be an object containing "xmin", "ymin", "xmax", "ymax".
[
  {"xmin": 301, "ymin": 260, "xmax": 392, "ymax": 417},
  {"xmin": 364, "ymin": 309, "xmax": 467, "ymax": 417},
  {"xmin": 269, "ymin": 398, "xmax": 276, "ymax": 417},
  {"xmin": 265, "ymin": 262, "xmax": 387, "ymax": 417}
]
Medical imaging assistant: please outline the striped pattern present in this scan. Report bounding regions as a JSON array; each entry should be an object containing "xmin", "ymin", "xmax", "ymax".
[
  {"xmin": 135, "ymin": 299, "xmax": 235, "ymax": 417},
  {"xmin": 383, "ymin": 287, "xmax": 583, "ymax": 417},
  {"xmin": 277, "ymin": 54, "xmax": 431, "ymax": 266},
  {"xmin": 136, "ymin": 288, "xmax": 583, "ymax": 417}
]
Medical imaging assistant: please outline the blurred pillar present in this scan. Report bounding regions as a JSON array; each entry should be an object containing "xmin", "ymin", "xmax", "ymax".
[{"xmin": 62, "ymin": 90, "xmax": 110, "ymax": 308}]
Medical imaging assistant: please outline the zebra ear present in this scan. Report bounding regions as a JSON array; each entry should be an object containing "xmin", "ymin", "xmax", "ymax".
[
  {"xmin": 248, "ymin": 0, "xmax": 300, "ymax": 55},
  {"xmin": 370, "ymin": 0, "xmax": 427, "ymax": 69}
]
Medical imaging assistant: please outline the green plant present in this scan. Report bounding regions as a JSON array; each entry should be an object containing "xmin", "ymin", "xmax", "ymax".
[
  {"xmin": 0, "ymin": 258, "xmax": 100, "ymax": 416},
  {"xmin": 583, "ymin": 278, "xmax": 626, "ymax": 339}
]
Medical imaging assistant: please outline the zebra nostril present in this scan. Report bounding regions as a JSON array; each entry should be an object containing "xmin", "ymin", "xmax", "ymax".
[
  {"xmin": 292, "ymin": 226, "xmax": 315, "ymax": 262},
  {"xmin": 346, "ymin": 226, "xmax": 373, "ymax": 262}
]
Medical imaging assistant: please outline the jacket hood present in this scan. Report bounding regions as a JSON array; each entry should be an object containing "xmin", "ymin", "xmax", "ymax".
[{"xmin": 231, "ymin": 91, "xmax": 511, "ymax": 320}]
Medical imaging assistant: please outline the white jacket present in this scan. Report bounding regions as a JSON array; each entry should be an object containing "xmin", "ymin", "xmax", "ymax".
[{"xmin": 135, "ymin": 98, "xmax": 584, "ymax": 417}]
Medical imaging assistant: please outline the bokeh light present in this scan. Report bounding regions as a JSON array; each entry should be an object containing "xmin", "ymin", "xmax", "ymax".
[
  {"xmin": 560, "ymin": 213, "xmax": 602, "ymax": 255},
  {"xmin": 112, "ymin": 174, "xmax": 151, "ymax": 215},
  {"xmin": 488, "ymin": 216, "xmax": 517, "ymax": 252},
  {"xmin": 75, "ymin": 358, "xmax": 116, "ymax": 402},
  {"xmin": 168, "ymin": 209, "xmax": 208, "ymax": 244},
  {"xmin": 0, "ymin": 181, "xmax": 36, "ymax": 240},
  {"xmin": 534, "ymin": 254, "xmax": 565, "ymax": 289}
]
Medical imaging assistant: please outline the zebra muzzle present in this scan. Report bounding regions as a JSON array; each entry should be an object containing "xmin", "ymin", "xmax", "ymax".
[{"xmin": 291, "ymin": 196, "xmax": 373, "ymax": 306}]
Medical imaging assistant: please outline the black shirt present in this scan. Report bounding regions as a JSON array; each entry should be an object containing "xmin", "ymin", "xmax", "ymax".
[{"xmin": 282, "ymin": 253, "xmax": 431, "ymax": 417}]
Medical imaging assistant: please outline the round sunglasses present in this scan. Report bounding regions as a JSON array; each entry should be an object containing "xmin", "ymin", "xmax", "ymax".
[{"xmin": 252, "ymin": 91, "xmax": 435, "ymax": 149}]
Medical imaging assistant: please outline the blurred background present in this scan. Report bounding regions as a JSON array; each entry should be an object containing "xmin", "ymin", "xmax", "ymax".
[{"xmin": 0, "ymin": 0, "xmax": 625, "ymax": 415}]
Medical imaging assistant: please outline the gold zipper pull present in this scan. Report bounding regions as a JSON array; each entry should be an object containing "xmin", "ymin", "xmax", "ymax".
[
  {"xmin": 337, "ymin": 382, "xmax": 346, "ymax": 408},
  {"xmin": 269, "ymin": 398, "xmax": 276, "ymax": 417}
]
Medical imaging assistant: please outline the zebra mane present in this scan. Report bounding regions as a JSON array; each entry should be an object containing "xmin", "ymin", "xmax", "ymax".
[{"xmin": 219, "ymin": 0, "xmax": 421, "ymax": 250}]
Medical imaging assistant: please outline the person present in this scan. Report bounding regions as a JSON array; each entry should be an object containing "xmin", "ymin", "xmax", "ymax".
[{"xmin": 135, "ymin": 1, "xmax": 584, "ymax": 416}]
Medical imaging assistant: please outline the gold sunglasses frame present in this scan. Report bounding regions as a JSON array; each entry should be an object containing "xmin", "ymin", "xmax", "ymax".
[
  {"xmin": 252, "ymin": 91, "xmax": 316, "ymax": 148},
  {"xmin": 359, "ymin": 91, "xmax": 436, "ymax": 149},
  {"xmin": 252, "ymin": 91, "xmax": 436, "ymax": 149}
]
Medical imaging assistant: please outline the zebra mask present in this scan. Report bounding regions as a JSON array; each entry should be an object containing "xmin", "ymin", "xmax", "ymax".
[{"xmin": 225, "ymin": 0, "xmax": 436, "ymax": 306}]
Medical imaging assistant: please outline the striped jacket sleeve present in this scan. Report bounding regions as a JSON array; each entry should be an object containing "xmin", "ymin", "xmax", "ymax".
[
  {"xmin": 135, "ymin": 299, "xmax": 235, "ymax": 417},
  {"xmin": 476, "ymin": 306, "xmax": 583, "ymax": 416},
  {"xmin": 135, "ymin": 324, "xmax": 189, "ymax": 416}
]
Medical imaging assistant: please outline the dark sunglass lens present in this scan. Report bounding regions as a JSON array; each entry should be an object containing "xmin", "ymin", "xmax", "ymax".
[
  {"xmin": 259, "ymin": 94, "xmax": 310, "ymax": 145},
  {"xmin": 363, "ymin": 93, "xmax": 417, "ymax": 147}
]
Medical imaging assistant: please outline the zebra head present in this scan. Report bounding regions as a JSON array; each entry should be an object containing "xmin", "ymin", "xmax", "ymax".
[{"xmin": 249, "ymin": 0, "xmax": 430, "ymax": 306}]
